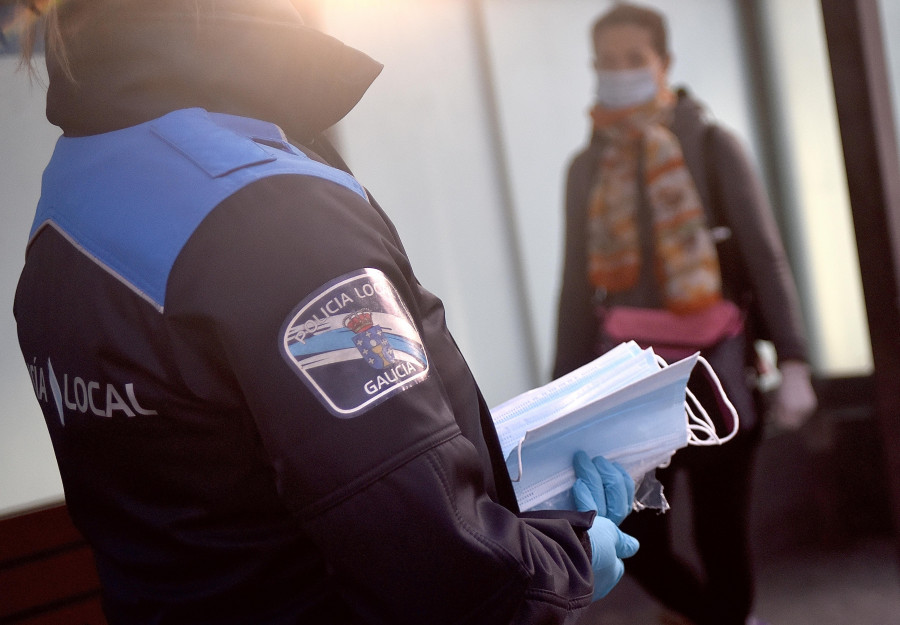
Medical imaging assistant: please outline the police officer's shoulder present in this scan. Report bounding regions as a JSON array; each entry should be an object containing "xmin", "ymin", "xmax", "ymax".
[{"xmin": 150, "ymin": 107, "xmax": 367, "ymax": 201}]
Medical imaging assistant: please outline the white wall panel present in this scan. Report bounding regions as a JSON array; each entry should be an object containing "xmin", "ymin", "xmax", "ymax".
[
  {"xmin": 878, "ymin": 0, "xmax": 900, "ymax": 158},
  {"xmin": 0, "ymin": 58, "xmax": 63, "ymax": 515}
]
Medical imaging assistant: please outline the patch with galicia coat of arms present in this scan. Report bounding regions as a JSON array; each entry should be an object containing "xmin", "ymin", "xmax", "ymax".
[{"xmin": 280, "ymin": 268, "xmax": 429, "ymax": 418}]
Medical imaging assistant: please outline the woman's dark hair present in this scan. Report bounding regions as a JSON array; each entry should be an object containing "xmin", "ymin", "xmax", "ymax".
[{"xmin": 591, "ymin": 3, "xmax": 670, "ymax": 59}]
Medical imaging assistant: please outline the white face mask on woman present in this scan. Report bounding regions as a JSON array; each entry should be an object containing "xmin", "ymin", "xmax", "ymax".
[{"xmin": 595, "ymin": 67, "xmax": 658, "ymax": 109}]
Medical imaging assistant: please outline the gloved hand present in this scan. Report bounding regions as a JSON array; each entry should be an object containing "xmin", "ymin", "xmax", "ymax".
[
  {"xmin": 572, "ymin": 451, "xmax": 635, "ymax": 525},
  {"xmin": 572, "ymin": 451, "xmax": 639, "ymax": 600},
  {"xmin": 772, "ymin": 360, "xmax": 817, "ymax": 431},
  {"xmin": 583, "ymin": 515, "xmax": 640, "ymax": 600}
]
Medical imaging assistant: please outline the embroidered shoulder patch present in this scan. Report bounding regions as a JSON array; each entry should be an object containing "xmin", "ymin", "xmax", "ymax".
[{"xmin": 280, "ymin": 268, "xmax": 430, "ymax": 418}]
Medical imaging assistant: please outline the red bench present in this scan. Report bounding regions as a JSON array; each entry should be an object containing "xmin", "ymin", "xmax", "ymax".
[{"xmin": 0, "ymin": 503, "xmax": 107, "ymax": 625}]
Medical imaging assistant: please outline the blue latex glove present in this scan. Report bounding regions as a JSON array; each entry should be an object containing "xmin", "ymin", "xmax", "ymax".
[
  {"xmin": 584, "ymin": 515, "xmax": 640, "ymax": 600},
  {"xmin": 572, "ymin": 451, "xmax": 635, "ymax": 526},
  {"xmin": 572, "ymin": 451, "xmax": 640, "ymax": 600}
]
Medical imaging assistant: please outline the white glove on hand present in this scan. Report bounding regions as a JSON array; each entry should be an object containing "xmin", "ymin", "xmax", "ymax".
[{"xmin": 772, "ymin": 360, "xmax": 817, "ymax": 430}]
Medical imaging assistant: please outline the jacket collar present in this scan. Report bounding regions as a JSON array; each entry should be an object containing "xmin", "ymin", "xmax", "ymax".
[{"xmin": 46, "ymin": 0, "xmax": 382, "ymax": 142}]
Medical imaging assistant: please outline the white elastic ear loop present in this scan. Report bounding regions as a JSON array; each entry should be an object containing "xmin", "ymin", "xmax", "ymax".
[
  {"xmin": 685, "ymin": 387, "xmax": 719, "ymax": 442},
  {"xmin": 511, "ymin": 438, "xmax": 525, "ymax": 482},
  {"xmin": 686, "ymin": 387, "xmax": 725, "ymax": 444},
  {"xmin": 689, "ymin": 355, "xmax": 739, "ymax": 444},
  {"xmin": 654, "ymin": 353, "xmax": 739, "ymax": 445},
  {"xmin": 653, "ymin": 353, "xmax": 717, "ymax": 440}
]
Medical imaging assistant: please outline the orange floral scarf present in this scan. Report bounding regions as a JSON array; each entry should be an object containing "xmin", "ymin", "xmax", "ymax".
[{"xmin": 587, "ymin": 96, "xmax": 722, "ymax": 314}]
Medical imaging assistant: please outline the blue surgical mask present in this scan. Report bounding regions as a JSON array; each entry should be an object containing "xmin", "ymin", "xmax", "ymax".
[
  {"xmin": 491, "ymin": 344, "xmax": 739, "ymax": 512},
  {"xmin": 492, "ymin": 341, "xmax": 647, "ymax": 456},
  {"xmin": 595, "ymin": 67, "xmax": 659, "ymax": 109}
]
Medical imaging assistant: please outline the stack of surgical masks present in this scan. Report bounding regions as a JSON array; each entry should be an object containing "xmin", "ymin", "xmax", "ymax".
[{"xmin": 491, "ymin": 341, "xmax": 738, "ymax": 511}]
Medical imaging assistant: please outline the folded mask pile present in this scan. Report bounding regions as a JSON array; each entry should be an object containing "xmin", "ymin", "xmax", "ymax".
[{"xmin": 491, "ymin": 341, "xmax": 737, "ymax": 511}]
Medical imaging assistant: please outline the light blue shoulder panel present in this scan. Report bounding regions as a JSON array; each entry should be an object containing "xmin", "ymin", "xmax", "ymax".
[{"xmin": 30, "ymin": 108, "xmax": 367, "ymax": 312}]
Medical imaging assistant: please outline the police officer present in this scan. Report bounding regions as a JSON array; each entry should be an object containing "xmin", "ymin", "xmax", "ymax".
[{"xmin": 14, "ymin": 1, "xmax": 637, "ymax": 622}]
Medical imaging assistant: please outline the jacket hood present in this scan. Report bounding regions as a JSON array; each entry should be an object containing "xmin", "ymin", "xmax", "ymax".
[{"xmin": 46, "ymin": 0, "xmax": 383, "ymax": 141}]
